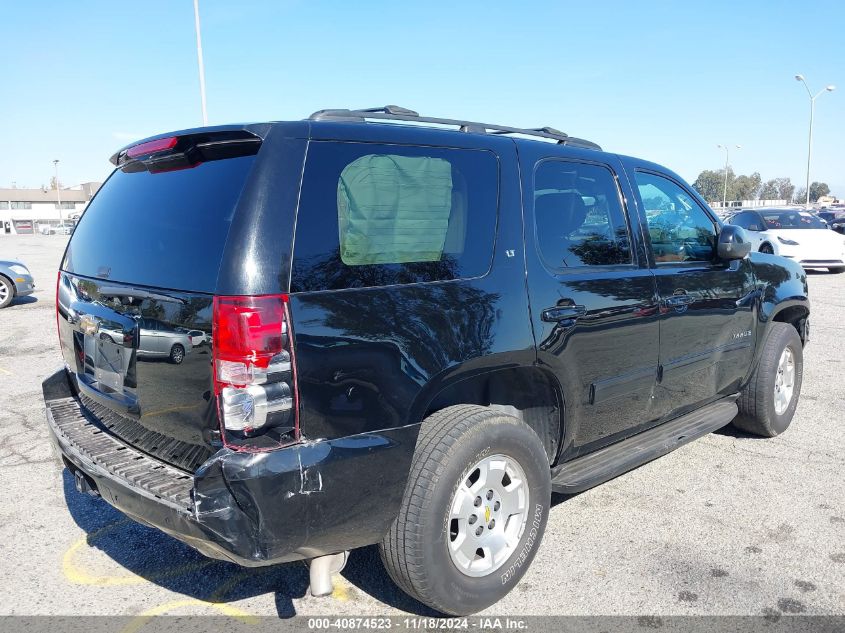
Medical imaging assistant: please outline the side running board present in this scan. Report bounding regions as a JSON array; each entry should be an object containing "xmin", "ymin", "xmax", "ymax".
[{"xmin": 551, "ymin": 399, "xmax": 738, "ymax": 494}]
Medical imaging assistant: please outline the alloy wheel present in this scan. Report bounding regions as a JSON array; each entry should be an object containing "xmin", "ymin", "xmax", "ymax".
[
  {"xmin": 447, "ymin": 453, "xmax": 529, "ymax": 577},
  {"xmin": 774, "ymin": 346, "xmax": 795, "ymax": 415}
]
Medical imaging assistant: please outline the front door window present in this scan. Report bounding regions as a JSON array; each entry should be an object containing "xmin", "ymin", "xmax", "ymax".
[{"xmin": 635, "ymin": 172, "xmax": 717, "ymax": 263}]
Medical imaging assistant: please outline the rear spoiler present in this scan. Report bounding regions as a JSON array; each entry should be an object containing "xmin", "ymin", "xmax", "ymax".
[{"xmin": 110, "ymin": 125, "xmax": 270, "ymax": 172}]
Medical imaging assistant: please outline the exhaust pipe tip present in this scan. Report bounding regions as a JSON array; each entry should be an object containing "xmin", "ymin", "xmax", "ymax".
[{"xmin": 308, "ymin": 551, "xmax": 349, "ymax": 597}]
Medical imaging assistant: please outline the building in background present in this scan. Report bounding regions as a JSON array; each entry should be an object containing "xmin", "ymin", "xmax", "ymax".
[
  {"xmin": 710, "ymin": 199, "xmax": 789, "ymax": 210},
  {"xmin": 0, "ymin": 182, "xmax": 101, "ymax": 235}
]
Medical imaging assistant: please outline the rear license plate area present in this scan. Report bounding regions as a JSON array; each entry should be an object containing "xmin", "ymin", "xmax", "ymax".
[{"xmin": 83, "ymin": 333, "xmax": 125, "ymax": 392}]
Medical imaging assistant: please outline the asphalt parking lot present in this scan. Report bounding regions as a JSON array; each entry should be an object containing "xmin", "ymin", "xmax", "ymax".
[{"xmin": 1, "ymin": 234, "xmax": 843, "ymax": 618}]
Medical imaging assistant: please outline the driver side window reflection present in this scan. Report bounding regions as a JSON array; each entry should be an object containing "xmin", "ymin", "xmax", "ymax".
[{"xmin": 635, "ymin": 172, "xmax": 717, "ymax": 263}]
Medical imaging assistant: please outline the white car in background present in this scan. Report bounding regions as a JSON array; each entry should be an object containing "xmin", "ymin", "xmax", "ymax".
[
  {"xmin": 728, "ymin": 208, "xmax": 845, "ymax": 273},
  {"xmin": 175, "ymin": 327, "xmax": 209, "ymax": 347},
  {"xmin": 186, "ymin": 330, "xmax": 208, "ymax": 346},
  {"xmin": 39, "ymin": 223, "xmax": 74, "ymax": 235}
]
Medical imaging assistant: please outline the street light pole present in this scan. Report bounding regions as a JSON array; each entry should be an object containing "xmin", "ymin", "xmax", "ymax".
[
  {"xmin": 717, "ymin": 144, "xmax": 741, "ymax": 208},
  {"xmin": 193, "ymin": 0, "xmax": 208, "ymax": 125},
  {"xmin": 795, "ymin": 75, "xmax": 835, "ymax": 208},
  {"xmin": 53, "ymin": 159, "xmax": 62, "ymax": 226}
]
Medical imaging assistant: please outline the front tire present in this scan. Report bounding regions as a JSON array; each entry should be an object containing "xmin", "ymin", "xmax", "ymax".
[
  {"xmin": 380, "ymin": 405, "xmax": 551, "ymax": 615},
  {"xmin": 759, "ymin": 243, "xmax": 774, "ymax": 255},
  {"xmin": 0, "ymin": 276, "xmax": 13, "ymax": 309},
  {"xmin": 733, "ymin": 323, "xmax": 803, "ymax": 437},
  {"xmin": 169, "ymin": 344, "xmax": 185, "ymax": 364}
]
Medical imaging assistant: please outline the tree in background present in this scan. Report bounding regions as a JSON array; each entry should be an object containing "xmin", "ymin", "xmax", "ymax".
[
  {"xmin": 732, "ymin": 172, "xmax": 762, "ymax": 201},
  {"xmin": 759, "ymin": 179, "xmax": 779, "ymax": 199},
  {"xmin": 693, "ymin": 168, "xmax": 733, "ymax": 202},
  {"xmin": 691, "ymin": 168, "xmax": 761, "ymax": 202},
  {"xmin": 809, "ymin": 182, "xmax": 831, "ymax": 202},
  {"xmin": 694, "ymin": 169, "xmax": 804, "ymax": 203},
  {"xmin": 794, "ymin": 188, "xmax": 807, "ymax": 204},
  {"xmin": 774, "ymin": 177, "xmax": 795, "ymax": 202}
]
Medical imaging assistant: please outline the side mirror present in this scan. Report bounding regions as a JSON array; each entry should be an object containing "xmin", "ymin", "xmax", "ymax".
[{"xmin": 717, "ymin": 224, "xmax": 752, "ymax": 260}]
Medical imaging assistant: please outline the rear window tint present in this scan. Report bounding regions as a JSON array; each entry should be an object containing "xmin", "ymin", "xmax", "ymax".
[
  {"xmin": 63, "ymin": 155, "xmax": 256, "ymax": 293},
  {"xmin": 291, "ymin": 142, "xmax": 497, "ymax": 292}
]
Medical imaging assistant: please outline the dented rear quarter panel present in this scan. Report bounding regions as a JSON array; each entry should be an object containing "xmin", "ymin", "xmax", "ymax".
[{"xmin": 191, "ymin": 423, "xmax": 422, "ymax": 563}]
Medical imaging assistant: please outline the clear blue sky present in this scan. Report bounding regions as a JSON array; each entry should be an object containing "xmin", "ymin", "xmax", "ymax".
[{"xmin": 3, "ymin": 0, "xmax": 843, "ymax": 196}]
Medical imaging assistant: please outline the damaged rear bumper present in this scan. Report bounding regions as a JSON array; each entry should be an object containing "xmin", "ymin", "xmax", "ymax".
[{"xmin": 43, "ymin": 368, "xmax": 419, "ymax": 567}]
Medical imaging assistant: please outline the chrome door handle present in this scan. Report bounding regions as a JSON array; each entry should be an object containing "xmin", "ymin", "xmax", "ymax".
[
  {"xmin": 541, "ymin": 305, "xmax": 587, "ymax": 323},
  {"xmin": 663, "ymin": 294, "xmax": 695, "ymax": 307}
]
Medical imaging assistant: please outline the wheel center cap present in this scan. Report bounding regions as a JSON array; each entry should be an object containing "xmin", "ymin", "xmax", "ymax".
[{"xmin": 484, "ymin": 506, "xmax": 491, "ymax": 523}]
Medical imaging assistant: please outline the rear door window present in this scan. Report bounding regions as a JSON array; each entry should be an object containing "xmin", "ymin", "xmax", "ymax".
[
  {"xmin": 533, "ymin": 160, "xmax": 632, "ymax": 269},
  {"xmin": 291, "ymin": 142, "xmax": 498, "ymax": 292}
]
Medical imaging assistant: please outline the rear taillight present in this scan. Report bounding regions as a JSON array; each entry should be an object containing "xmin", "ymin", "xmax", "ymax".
[
  {"xmin": 55, "ymin": 271, "xmax": 61, "ymax": 346},
  {"xmin": 212, "ymin": 294, "xmax": 299, "ymax": 451}
]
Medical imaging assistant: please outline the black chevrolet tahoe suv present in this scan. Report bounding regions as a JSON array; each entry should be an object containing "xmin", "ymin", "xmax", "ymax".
[{"xmin": 43, "ymin": 106, "xmax": 809, "ymax": 615}]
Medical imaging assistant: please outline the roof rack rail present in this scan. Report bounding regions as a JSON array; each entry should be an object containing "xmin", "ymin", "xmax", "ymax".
[{"xmin": 307, "ymin": 106, "xmax": 601, "ymax": 150}]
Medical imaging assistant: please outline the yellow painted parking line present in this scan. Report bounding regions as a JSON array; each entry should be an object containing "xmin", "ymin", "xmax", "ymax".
[
  {"xmin": 64, "ymin": 521, "xmax": 261, "ymax": 625},
  {"xmin": 331, "ymin": 581, "xmax": 350, "ymax": 602},
  {"xmin": 0, "ymin": 366, "xmax": 12, "ymax": 375},
  {"xmin": 62, "ymin": 520, "xmax": 215, "ymax": 586},
  {"xmin": 207, "ymin": 569, "xmax": 259, "ymax": 603},
  {"xmin": 119, "ymin": 599, "xmax": 256, "ymax": 633}
]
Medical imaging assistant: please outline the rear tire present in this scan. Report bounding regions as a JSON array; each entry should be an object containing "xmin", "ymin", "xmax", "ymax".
[
  {"xmin": 169, "ymin": 344, "xmax": 185, "ymax": 364},
  {"xmin": 0, "ymin": 276, "xmax": 13, "ymax": 309},
  {"xmin": 733, "ymin": 323, "xmax": 803, "ymax": 437},
  {"xmin": 380, "ymin": 405, "xmax": 551, "ymax": 615},
  {"xmin": 828, "ymin": 267, "xmax": 845, "ymax": 274},
  {"xmin": 759, "ymin": 243, "xmax": 774, "ymax": 255}
]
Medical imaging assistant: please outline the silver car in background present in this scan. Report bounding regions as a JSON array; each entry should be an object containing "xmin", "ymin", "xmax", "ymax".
[
  {"xmin": 0, "ymin": 258, "xmax": 35, "ymax": 308},
  {"xmin": 137, "ymin": 318, "xmax": 192, "ymax": 364}
]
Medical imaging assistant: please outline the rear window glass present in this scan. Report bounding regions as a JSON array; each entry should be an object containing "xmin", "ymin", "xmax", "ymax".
[
  {"xmin": 761, "ymin": 211, "xmax": 826, "ymax": 229},
  {"xmin": 291, "ymin": 142, "xmax": 498, "ymax": 292},
  {"xmin": 63, "ymin": 155, "xmax": 256, "ymax": 293}
]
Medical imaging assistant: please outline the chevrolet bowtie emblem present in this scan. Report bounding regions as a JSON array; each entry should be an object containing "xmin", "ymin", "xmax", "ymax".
[
  {"xmin": 79, "ymin": 315, "xmax": 100, "ymax": 335},
  {"xmin": 485, "ymin": 506, "xmax": 491, "ymax": 523}
]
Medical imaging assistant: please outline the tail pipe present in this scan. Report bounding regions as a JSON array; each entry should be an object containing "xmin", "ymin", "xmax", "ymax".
[{"xmin": 308, "ymin": 551, "xmax": 349, "ymax": 597}]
